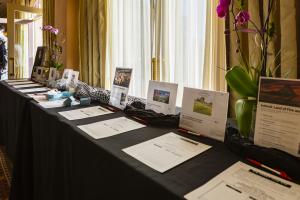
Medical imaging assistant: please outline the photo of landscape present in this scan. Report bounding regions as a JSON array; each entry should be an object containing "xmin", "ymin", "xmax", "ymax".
[
  {"xmin": 259, "ymin": 78, "xmax": 300, "ymax": 107},
  {"xmin": 153, "ymin": 89, "xmax": 170, "ymax": 104},
  {"xmin": 193, "ymin": 96, "xmax": 213, "ymax": 116}
]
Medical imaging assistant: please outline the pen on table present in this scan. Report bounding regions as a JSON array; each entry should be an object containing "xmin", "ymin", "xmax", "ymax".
[
  {"xmin": 131, "ymin": 116, "xmax": 147, "ymax": 125},
  {"xmin": 247, "ymin": 158, "xmax": 292, "ymax": 181},
  {"xmin": 177, "ymin": 128, "xmax": 199, "ymax": 136},
  {"xmin": 180, "ymin": 137, "xmax": 198, "ymax": 145}
]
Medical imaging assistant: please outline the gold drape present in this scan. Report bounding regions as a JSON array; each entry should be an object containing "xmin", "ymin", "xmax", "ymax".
[
  {"xmin": 79, "ymin": 0, "xmax": 107, "ymax": 88},
  {"xmin": 42, "ymin": 0, "xmax": 55, "ymax": 48},
  {"xmin": 226, "ymin": 0, "xmax": 300, "ymax": 115}
]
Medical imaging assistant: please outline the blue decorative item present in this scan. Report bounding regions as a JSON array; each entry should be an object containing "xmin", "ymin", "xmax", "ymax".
[{"xmin": 80, "ymin": 97, "xmax": 91, "ymax": 106}]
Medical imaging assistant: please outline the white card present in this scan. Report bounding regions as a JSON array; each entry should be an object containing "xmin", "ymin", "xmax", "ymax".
[
  {"xmin": 19, "ymin": 87, "xmax": 50, "ymax": 93},
  {"xmin": 123, "ymin": 132, "xmax": 211, "ymax": 173},
  {"xmin": 109, "ymin": 68, "xmax": 133, "ymax": 110},
  {"xmin": 185, "ymin": 162, "xmax": 300, "ymax": 200},
  {"xmin": 13, "ymin": 83, "xmax": 42, "ymax": 88},
  {"xmin": 62, "ymin": 69, "xmax": 73, "ymax": 83},
  {"xmin": 145, "ymin": 80, "xmax": 178, "ymax": 115},
  {"xmin": 78, "ymin": 117, "xmax": 145, "ymax": 139},
  {"xmin": 180, "ymin": 87, "xmax": 229, "ymax": 141},
  {"xmin": 254, "ymin": 77, "xmax": 300, "ymax": 157},
  {"xmin": 59, "ymin": 106, "xmax": 113, "ymax": 120}
]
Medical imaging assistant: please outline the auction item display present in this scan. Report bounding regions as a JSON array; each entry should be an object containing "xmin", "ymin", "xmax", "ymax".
[
  {"xmin": 179, "ymin": 87, "xmax": 229, "ymax": 141},
  {"xmin": 109, "ymin": 68, "xmax": 133, "ymax": 110},
  {"xmin": 254, "ymin": 77, "xmax": 300, "ymax": 157},
  {"xmin": 145, "ymin": 80, "xmax": 178, "ymax": 115}
]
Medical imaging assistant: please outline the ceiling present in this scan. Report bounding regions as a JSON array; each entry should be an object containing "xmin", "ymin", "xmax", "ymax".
[{"xmin": 0, "ymin": 0, "xmax": 10, "ymax": 18}]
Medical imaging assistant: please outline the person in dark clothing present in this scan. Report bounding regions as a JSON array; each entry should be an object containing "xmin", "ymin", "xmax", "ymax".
[{"xmin": 0, "ymin": 24, "xmax": 8, "ymax": 80}]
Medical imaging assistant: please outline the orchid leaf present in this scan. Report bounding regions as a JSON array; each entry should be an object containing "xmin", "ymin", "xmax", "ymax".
[{"xmin": 225, "ymin": 66, "xmax": 258, "ymax": 98}]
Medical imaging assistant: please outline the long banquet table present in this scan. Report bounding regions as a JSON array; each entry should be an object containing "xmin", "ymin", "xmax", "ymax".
[{"xmin": 1, "ymin": 80, "xmax": 243, "ymax": 200}]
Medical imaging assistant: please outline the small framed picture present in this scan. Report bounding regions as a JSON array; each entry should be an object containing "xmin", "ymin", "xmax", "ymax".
[
  {"xmin": 33, "ymin": 46, "xmax": 47, "ymax": 67},
  {"xmin": 48, "ymin": 67, "xmax": 57, "ymax": 82}
]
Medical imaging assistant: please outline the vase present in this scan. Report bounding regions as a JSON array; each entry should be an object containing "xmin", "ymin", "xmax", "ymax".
[{"xmin": 235, "ymin": 99, "xmax": 257, "ymax": 139}]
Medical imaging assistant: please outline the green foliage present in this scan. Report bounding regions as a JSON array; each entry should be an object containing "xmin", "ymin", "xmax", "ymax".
[{"xmin": 225, "ymin": 66, "xmax": 258, "ymax": 98}]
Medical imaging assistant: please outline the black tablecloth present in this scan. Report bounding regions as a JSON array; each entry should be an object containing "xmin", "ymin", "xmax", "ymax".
[
  {"xmin": 0, "ymin": 81, "xmax": 33, "ymax": 161},
  {"xmin": 16, "ymin": 101, "xmax": 238, "ymax": 200},
  {"xmin": 0, "ymin": 81, "xmax": 241, "ymax": 200}
]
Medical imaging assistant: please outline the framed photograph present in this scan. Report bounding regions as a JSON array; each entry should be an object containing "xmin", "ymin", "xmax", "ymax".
[
  {"xmin": 145, "ymin": 80, "xmax": 178, "ymax": 115},
  {"xmin": 33, "ymin": 46, "xmax": 47, "ymax": 67},
  {"xmin": 48, "ymin": 68, "xmax": 57, "ymax": 82},
  {"xmin": 62, "ymin": 69, "xmax": 73, "ymax": 82},
  {"xmin": 113, "ymin": 68, "xmax": 132, "ymax": 88},
  {"xmin": 35, "ymin": 66, "xmax": 45, "ymax": 82}
]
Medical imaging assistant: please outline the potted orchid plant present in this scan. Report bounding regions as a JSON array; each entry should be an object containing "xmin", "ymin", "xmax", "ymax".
[
  {"xmin": 217, "ymin": 0, "xmax": 276, "ymax": 137},
  {"xmin": 41, "ymin": 25, "xmax": 65, "ymax": 71}
]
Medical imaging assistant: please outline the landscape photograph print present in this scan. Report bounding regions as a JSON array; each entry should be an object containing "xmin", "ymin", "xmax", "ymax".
[
  {"xmin": 153, "ymin": 89, "xmax": 170, "ymax": 104},
  {"xmin": 259, "ymin": 78, "xmax": 300, "ymax": 107},
  {"xmin": 193, "ymin": 95, "xmax": 213, "ymax": 116}
]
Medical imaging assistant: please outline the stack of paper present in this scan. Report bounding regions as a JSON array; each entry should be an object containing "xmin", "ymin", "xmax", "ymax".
[{"xmin": 39, "ymin": 99, "xmax": 80, "ymax": 109}]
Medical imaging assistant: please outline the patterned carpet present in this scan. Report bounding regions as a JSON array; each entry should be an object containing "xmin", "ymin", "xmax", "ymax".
[{"xmin": 0, "ymin": 146, "xmax": 11, "ymax": 200}]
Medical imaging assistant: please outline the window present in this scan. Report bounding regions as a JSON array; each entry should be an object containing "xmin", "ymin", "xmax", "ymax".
[{"xmin": 106, "ymin": 0, "xmax": 207, "ymax": 105}]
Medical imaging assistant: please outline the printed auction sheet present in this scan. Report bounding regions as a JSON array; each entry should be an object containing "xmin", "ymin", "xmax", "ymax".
[
  {"xmin": 78, "ymin": 117, "xmax": 145, "ymax": 139},
  {"xmin": 254, "ymin": 78, "xmax": 300, "ymax": 157},
  {"xmin": 180, "ymin": 87, "xmax": 229, "ymax": 141},
  {"xmin": 185, "ymin": 162, "xmax": 300, "ymax": 200},
  {"xmin": 13, "ymin": 83, "xmax": 42, "ymax": 88},
  {"xmin": 109, "ymin": 68, "xmax": 132, "ymax": 110},
  {"xmin": 19, "ymin": 87, "xmax": 50, "ymax": 93},
  {"xmin": 123, "ymin": 132, "xmax": 211, "ymax": 173},
  {"xmin": 7, "ymin": 81, "xmax": 34, "ymax": 85},
  {"xmin": 145, "ymin": 80, "xmax": 178, "ymax": 115},
  {"xmin": 59, "ymin": 106, "xmax": 113, "ymax": 120}
]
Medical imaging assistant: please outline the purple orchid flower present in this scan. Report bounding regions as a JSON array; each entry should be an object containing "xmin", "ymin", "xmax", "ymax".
[
  {"xmin": 235, "ymin": 11, "xmax": 250, "ymax": 26},
  {"xmin": 216, "ymin": 0, "xmax": 231, "ymax": 18}
]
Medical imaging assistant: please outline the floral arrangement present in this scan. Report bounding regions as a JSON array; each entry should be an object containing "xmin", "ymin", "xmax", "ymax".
[
  {"xmin": 216, "ymin": 0, "xmax": 276, "ymax": 137},
  {"xmin": 41, "ymin": 25, "xmax": 65, "ymax": 70}
]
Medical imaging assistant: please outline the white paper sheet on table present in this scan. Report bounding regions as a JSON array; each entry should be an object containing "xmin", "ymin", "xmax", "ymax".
[
  {"xmin": 5, "ymin": 79, "xmax": 29, "ymax": 83},
  {"xmin": 19, "ymin": 87, "xmax": 50, "ymax": 93},
  {"xmin": 59, "ymin": 106, "xmax": 113, "ymax": 120},
  {"xmin": 27, "ymin": 93, "xmax": 48, "ymax": 102},
  {"xmin": 7, "ymin": 81, "xmax": 35, "ymax": 85},
  {"xmin": 123, "ymin": 132, "xmax": 211, "ymax": 173},
  {"xmin": 13, "ymin": 83, "xmax": 42, "ymax": 88},
  {"xmin": 78, "ymin": 117, "xmax": 145, "ymax": 139},
  {"xmin": 184, "ymin": 161, "xmax": 300, "ymax": 200},
  {"xmin": 39, "ymin": 99, "xmax": 80, "ymax": 109}
]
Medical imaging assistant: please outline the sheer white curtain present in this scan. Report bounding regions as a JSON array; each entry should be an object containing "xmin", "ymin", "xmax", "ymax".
[
  {"xmin": 160, "ymin": 0, "xmax": 207, "ymax": 105},
  {"xmin": 106, "ymin": 0, "xmax": 151, "ymax": 97}
]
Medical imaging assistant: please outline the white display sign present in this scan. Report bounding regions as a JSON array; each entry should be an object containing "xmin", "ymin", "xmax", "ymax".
[
  {"xmin": 145, "ymin": 80, "xmax": 178, "ymax": 115},
  {"xmin": 254, "ymin": 77, "xmax": 300, "ymax": 157},
  {"xmin": 109, "ymin": 68, "xmax": 133, "ymax": 110},
  {"xmin": 180, "ymin": 87, "xmax": 229, "ymax": 141}
]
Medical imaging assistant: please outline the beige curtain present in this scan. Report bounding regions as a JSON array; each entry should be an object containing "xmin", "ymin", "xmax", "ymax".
[
  {"xmin": 226, "ymin": 0, "xmax": 300, "ymax": 115},
  {"xmin": 14, "ymin": 0, "xmax": 35, "ymax": 78},
  {"xmin": 79, "ymin": 0, "xmax": 107, "ymax": 88},
  {"xmin": 203, "ymin": 0, "xmax": 227, "ymax": 92}
]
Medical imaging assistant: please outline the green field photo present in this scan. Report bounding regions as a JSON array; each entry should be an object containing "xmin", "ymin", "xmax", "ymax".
[{"xmin": 193, "ymin": 98, "xmax": 212, "ymax": 116}]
